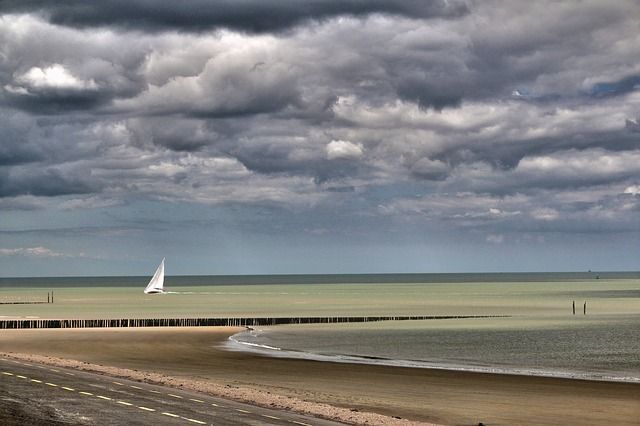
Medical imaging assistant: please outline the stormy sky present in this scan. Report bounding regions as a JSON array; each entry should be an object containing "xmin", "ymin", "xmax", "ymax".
[{"xmin": 1, "ymin": 0, "xmax": 639, "ymax": 276}]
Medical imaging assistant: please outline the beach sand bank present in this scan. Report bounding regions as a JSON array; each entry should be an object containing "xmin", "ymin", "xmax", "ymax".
[{"xmin": 1, "ymin": 327, "xmax": 639, "ymax": 425}]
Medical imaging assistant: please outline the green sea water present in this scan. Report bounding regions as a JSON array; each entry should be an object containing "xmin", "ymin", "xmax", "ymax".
[{"xmin": 1, "ymin": 273, "xmax": 639, "ymax": 381}]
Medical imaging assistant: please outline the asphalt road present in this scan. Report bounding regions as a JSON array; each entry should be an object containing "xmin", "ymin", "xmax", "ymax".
[{"xmin": 0, "ymin": 357, "xmax": 345, "ymax": 426}]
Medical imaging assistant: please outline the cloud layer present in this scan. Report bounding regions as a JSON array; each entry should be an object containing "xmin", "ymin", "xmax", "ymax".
[
  {"xmin": 1, "ymin": 0, "xmax": 468, "ymax": 33},
  {"xmin": 1, "ymin": 1, "xmax": 639, "ymax": 272}
]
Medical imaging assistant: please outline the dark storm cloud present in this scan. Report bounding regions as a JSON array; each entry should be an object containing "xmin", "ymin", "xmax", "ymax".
[
  {"xmin": 0, "ymin": 112, "xmax": 44, "ymax": 166},
  {"xmin": 0, "ymin": 167, "xmax": 100, "ymax": 197},
  {"xmin": 2, "ymin": 87, "xmax": 108, "ymax": 114},
  {"xmin": 0, "ymin": 19, "xmax": 150, "ymax": 114},
  {"xmin": 470, "ymin": 155, "xmax": 640, "ymax": 196},
  {"xmin": 325, "ymin": 185, "xmax": 355, "ymax": 193},
  {"xmin": 0, "ymin": 0, "xmax": 468, "ymax": 33},
  {"xmin": 0, "ymin": 147, "xmax": 40, "ymax": 166},
  {"xmin": 408, "ymin": 157, "xmax": 450, "ymax": 180},
  {"xmin": 226, "ymin": 139, "xmax": 366, "ymax": 184},
  {"xmin": 395, "ymin": 77, "xmax": 463, "ymax": 111},
  {"xmin": 432, "ymin": 129, "xmax": 640, "ymax": 174},
  {"xmin": 1, "ymin": 0, "xmax": 639, "ymax": 243},
  {"xmin": 127, "ymin": 118, "xmax": 215, "ymax": 152}
]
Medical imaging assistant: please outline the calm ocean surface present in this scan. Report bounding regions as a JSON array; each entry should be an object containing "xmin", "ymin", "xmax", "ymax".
[{"xmin": 2, "ymin": 272, "xmax": 639, "ymax": 382}]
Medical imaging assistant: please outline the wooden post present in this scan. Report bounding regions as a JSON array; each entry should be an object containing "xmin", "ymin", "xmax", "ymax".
[
  {"xmin": 572, "ymin": 300, "xmax": 575, "ymax": 315},
  {"xmin": 47, "ymin": 292, "xmax": 50, "ymax": 303},
  {"xmin": 583, "ymin": 301, "xmax": 586, "ymax": 315}
]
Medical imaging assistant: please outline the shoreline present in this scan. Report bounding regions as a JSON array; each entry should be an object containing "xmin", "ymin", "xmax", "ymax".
[
  {"xmin": 227, "ymin": 329, "xmax": 640, "ymax": 384},
  {"xmin": 1, "ymin": 327, "xmax": 639, "ymax": 425}
]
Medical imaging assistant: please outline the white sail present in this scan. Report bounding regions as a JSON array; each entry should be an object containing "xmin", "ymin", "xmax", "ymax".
[{"xmin": 144, "ymin": 258, "xmax": 165, "ymax": 294}]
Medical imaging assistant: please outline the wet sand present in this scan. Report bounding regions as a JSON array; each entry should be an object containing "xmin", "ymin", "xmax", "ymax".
[{"xmin": 1, "ymin": 327, "xmax": 639, "ymax": 425}]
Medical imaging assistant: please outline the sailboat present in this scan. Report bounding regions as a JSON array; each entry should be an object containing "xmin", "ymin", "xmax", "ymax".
[{"xmin": 144, "ymin": 258, "xmax": 165, "ymax": 294}]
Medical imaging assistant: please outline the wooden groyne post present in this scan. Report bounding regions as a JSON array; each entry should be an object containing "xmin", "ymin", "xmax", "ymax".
[{"xmin": 0, "ymin": 291, "xmax": 52, "ymax": 305}]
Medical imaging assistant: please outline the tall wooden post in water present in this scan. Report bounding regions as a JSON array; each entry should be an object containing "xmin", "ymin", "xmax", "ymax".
[
  {"xmin": 583, "ymin": 301, "xmax": 586, "ymax": 315},
  {"xmin": 572, "ymin": 300, "xmax": 575, "ymax": 315}
]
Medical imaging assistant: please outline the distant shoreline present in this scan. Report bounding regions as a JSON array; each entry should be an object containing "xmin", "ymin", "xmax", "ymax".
[{"xmin": 1, "ymin": 270, "xmax": 639, "ymax": 286}]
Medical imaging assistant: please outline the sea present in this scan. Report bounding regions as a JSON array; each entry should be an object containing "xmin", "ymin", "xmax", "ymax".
[{"xmin": 1, "ymin": 272, "xmax": 639, "ymax": 383}]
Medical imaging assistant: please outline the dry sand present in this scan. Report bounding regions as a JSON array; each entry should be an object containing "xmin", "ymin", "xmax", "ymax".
[{"xmin": 1, "ymin": 327, "xmax": 639, "ymax": 426}]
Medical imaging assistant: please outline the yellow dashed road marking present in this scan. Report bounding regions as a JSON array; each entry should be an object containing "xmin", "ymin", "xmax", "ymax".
[
  {"xmin": 0, "ymin": 362, "xmax": 287, "ymax": 426},
  {"xmin": 263, "ymin": 414, "xmax": 281, "ymax": 420},
  {"xmin": 292, "ymin": 421, "xmax": 312, "ymax": 426}
]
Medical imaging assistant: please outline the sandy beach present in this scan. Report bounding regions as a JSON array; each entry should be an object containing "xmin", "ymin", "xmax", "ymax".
[{"xmin": 1, "ymin": 326, "xmax": 639, "ymax": 426}]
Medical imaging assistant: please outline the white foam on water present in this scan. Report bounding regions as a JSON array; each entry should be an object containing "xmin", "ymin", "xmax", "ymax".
[{"xmin": 228, "ymin": 333, "xmax": 282, "ymax": 351}]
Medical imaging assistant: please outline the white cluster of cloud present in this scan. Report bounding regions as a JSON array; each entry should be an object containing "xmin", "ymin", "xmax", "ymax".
[
  {"xmin": 0, "ymin": 246, "xmax": 64, "ymax": 257},
  {"xmin": 624, "ymin": 185, "xmax": 640, "ymax": 195},
  {"xmin": 7, "ymin": 64, "xmax": 98, "ymax": 94},
  {"xmin": 326, "ymin": 140, "xmax": 364, "ymax": 160}
]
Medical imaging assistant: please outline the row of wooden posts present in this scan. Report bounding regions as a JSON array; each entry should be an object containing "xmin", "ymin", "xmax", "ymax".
[
  {"xmin": 0, "ymin": 292, "xmax": 54, "ymax": 305},
  {"xmin": 0, "ymin": 315, "xmax": 506, "ymax": 330}
]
